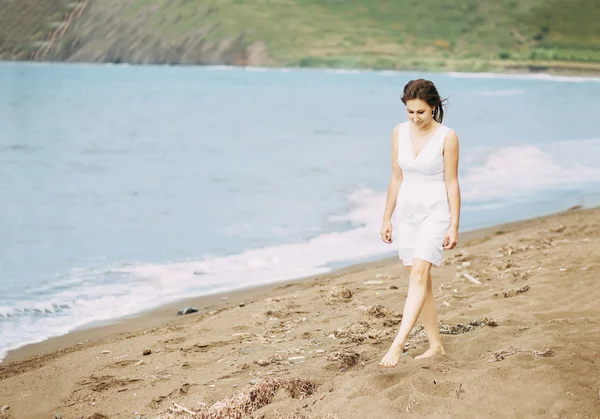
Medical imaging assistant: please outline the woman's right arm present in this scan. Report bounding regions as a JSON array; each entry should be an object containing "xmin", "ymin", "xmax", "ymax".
[{"xmin": 380, "ymin": 125, "xmax": 403, "ymax": 244}]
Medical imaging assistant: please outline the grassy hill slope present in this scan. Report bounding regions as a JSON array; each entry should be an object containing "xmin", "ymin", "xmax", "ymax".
[
  {"xmin": 1, "ymin": 0, "xmax": 599, "ymax": 72},
  {"xmin": 0, "ymin": 0, "xmax": 71, "ymax": 60}
]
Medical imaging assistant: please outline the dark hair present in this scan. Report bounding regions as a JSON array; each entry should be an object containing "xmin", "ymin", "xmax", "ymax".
[{"xmin": 401, "ymin": 79, "xmax": 447, "ymax": 123}]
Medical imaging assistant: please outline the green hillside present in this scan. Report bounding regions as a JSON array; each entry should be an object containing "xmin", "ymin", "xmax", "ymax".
[
  {"xmin": 125, "ymin": 0, "xmax": 600, "ymax": 70},
  {"xmin": 0, "ymin": 0, "xmax": 72, "ymax": 60},
  {"xmin": 2, "ymin": 0, "xmax": 600, "ymax": 73}
]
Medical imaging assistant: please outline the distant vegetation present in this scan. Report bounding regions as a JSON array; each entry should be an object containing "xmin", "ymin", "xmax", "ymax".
[
  {"xmin": 0, "ymin": 0, "xmax": 69, "ymax": 60},
  {"xmin": 2, "ymin": 0, "xmax": 599, "ymax": 73}
]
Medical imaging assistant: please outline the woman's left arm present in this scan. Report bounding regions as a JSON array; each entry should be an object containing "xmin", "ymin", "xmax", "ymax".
[{"xmin": 443, "ymin": 130, "xmax": 461, "ymax": 249}]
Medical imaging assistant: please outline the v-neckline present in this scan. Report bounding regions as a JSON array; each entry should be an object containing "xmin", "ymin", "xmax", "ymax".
[{"xmin": 408, "ymin": 123, "xmax": 441, "ymax": 160}]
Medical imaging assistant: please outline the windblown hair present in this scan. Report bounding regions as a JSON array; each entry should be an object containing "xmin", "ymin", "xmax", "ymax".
[{"xmin": 401, "ymin": 79, "xmax": 448, "ymax": 123}]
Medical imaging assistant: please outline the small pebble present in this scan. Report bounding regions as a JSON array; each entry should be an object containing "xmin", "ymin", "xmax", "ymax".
[
  {"xmin": 316, "ymin": 349, "xmax": 325, "ymax": 354},
  {"xmin": 142, "ymin": 348, "xmax": 152, "ymax": 356},
  {"xmin": 177, "ymin": 307, "xmax": 199, "ymax": 315},
  {"xmin": 1, "ymin": 406, "xmax": 9, "ymax": 413},
  {"xmin": 102, "ymin": 350, "xmax": 111, "ymax": 355}
]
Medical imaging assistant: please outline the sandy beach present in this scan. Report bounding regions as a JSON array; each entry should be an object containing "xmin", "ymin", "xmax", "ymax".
[{"xmin": 1, "ymin": 206, "xmax": 599, "ymax": 418}]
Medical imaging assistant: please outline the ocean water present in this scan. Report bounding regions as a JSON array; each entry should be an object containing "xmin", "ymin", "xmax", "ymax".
[{"xmin": 1, "ymin": 62, "xmax": 599, "ymax": 362}]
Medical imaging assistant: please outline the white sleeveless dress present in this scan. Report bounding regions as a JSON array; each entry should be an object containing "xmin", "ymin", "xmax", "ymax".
[{"xmin": 395, "ymin": 122, "xmax": 451, "ymax": 267}]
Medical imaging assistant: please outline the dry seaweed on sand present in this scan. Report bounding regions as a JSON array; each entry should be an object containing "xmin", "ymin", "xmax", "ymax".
[
  {"xmin": 285, "ymin": 378, "xmax": 319, "ymax": 399},
  {"xmin": 159, "ymin": 377, "xmax": 318, "ymax": 419},
  {"xmin": 439, "ymin": 318, "xmax": 498, "ymax": 335},
  {"xmin": 329, "ymin": 321, "xmax": 393, "ymax": 344},
  {"xmin": 255, "ymin": 354, "xmax": 289, "ymax": 367},
  {"xmin": 326, "ymin": 349, "xmax": 363, "ymax": 369},
  {"xmin": 503, "ymin": 285, "xmax": 530, "ymax": 298},
  {"xmin": 362, "ymin": 304, "xmax": 402, "ymax": 319},
  {"xmin": 488, "ymin": 346, "xmax": 553, "ymax": 362},
  {"xmin": 326, "ymin": 287, "xmax": 353, "ymax": 303},
  {"xmin": 264, "ymin": 309, "xmax": 291, "ymax": 318}
]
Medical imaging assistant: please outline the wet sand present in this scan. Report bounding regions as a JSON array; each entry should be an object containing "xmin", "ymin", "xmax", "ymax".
[{"xmin": 1, "ymin": 206, "xmax": 599, "ymax": 418}]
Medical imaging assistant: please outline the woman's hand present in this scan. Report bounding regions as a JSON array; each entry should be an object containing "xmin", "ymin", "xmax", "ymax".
[
  {"xmin": 443, "ymin": 225, "xmax": 459, "ymax": 249},
  {"xmin": 380, "ymin": 220, "xmax": 393, "ymax": 244}
]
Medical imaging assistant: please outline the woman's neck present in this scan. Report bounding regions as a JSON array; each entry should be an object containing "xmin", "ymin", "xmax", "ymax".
[{"xmin": 413, "ymin": 120, "xmax": 437, "ymax": 135}]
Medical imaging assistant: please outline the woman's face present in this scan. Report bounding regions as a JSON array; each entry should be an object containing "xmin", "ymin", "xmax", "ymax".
[{"xmin": 405, "ymin": 99, "xmax": 434, "ymax": 127}]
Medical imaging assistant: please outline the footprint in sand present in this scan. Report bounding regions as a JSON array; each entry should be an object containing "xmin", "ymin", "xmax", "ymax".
[
  {"xmin": 78, "ymin": 375, "xmax": 143, "ymax": 392},
  {"xmin": 104, "ymin": 359, "xmax": 138, "ymax": 369}
]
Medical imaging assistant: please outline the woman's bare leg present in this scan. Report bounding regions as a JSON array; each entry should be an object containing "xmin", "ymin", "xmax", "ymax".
[
  {"xmin": 379, "ymin": 259, "xmax": 431, "ymax": 367},
  {"xmin": 414, "ymin": 272, "xmax": 445, "ymax": 359}
]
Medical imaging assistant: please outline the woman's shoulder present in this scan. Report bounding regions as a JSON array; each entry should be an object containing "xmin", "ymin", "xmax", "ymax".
[
  {"xmin": 439, "ymin": 124, "xmax": 457, "ymax": 138},
  {"xmin": 393, "ymin": 121, "xmax": 410, "ymax": 134},
  {"xmin": 441, "ymin": 125, "xmax": 459, "ymax": 150}
]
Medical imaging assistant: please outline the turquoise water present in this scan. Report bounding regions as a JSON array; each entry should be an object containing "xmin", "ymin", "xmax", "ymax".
[{"xmin": 1, "ymin": 62, "xmax": 599, "ymax": 361}]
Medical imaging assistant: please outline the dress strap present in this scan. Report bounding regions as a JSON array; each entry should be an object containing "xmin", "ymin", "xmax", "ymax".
[
  {"xmin": 435, "ymin": 125, "xmax": 451, "ymax": 153},
  {"xmin": 397, "ymin": 121, "xmax": 410, "ymax": 149}
]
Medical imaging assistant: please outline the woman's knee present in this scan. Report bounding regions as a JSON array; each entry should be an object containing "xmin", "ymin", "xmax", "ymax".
[{"xmin": 409, "ymin": 265, "xmax": 429, "ymax": 285}]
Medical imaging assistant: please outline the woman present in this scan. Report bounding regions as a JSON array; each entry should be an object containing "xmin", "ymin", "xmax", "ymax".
[{"xmin": 379, "ymin": 79, "xmax": 461, "ymax": 368}]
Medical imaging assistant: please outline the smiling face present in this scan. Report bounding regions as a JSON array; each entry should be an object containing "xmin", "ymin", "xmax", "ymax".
[{"xmin": 405, "ymin": 99, "xmax": 435, "ymax": 128}]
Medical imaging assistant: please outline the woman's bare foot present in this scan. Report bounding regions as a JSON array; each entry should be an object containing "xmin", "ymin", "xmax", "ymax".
[
  {"xmin": 414, "ymin": 345, "xmax": 445, "ymax": 360},
  {"xmin": 379, "ymin": 341, "xmax": 405, "ymax": 367}
]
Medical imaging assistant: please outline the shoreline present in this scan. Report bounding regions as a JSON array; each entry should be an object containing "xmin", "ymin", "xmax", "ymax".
[
  {"xmin": 1, "ymin": 258, "xmax": 394, "ymax": 365},
  {"xmin": 1, "ymin": 204, "xmax": 586, "ymax": 365},
  {"xmin": 1, "ymin": 204, "xmax": 599, "ymax": 418},
  {"xmin": 3, "ymin": 59, "xmax": 600, "ymax": 81}
]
